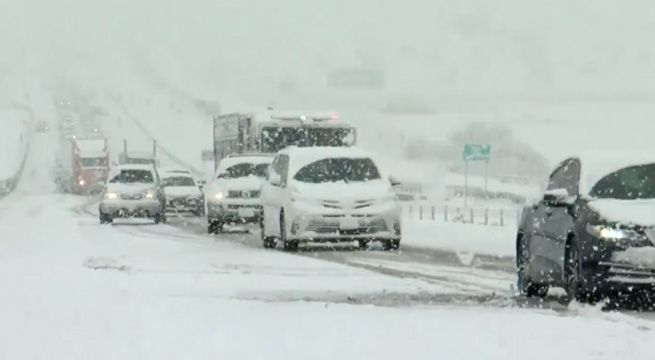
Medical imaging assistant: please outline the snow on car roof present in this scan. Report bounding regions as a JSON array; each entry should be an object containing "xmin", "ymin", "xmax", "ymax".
[
  {"xmin": 75, "ymin": 139, "xmax": 106, "ymax": 157},
  {"xmin": 159, "ymin": 167, "xmax": 191, "ymax": 174},
  {"xmin": 111, "ymin": 164, "xmax": 156, "ymax": 172},
  {"xmin": 161, "ymin": 171, "xmax": 193, "ymax": 178},
  {"xmin": 281, "ymin": 145, "xmax": 372, "ymax": 159}
]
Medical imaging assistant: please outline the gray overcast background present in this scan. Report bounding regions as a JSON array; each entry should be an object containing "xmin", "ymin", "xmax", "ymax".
[{"xmin": 2, "ymin": 0, "xmax": 655, "ymax": 104}]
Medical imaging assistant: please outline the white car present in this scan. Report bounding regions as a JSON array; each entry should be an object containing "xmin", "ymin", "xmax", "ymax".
[
  {"xmin": 205, "ymin": 154, "xmax": 274, "ymax": 233},
  {"xmin": 260, "ymin": 146, "xmax": 402, "ymax": 251},
  {"xmin": 99, "ymin": 164, "xmax": 166, "ymax": 224},
  {"xmin": 161, "ymin": 170, "xmax": 205, "ymax": 216}
]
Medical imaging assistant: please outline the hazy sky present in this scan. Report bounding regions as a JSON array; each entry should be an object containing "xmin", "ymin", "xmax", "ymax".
[{"xmin": 3, "ymin": 0, "xmax": 655, "ymax": 103}]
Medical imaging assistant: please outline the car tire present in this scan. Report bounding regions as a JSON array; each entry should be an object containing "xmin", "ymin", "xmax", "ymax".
[
  {"xmin": 261, "ymin": 211, "xmax": 277, "ymax": 249},
  {"xmin": 154, "ymin": 212, "xmax": 167, "ymax": 224},
  {"xmin": 280, "ymin": 212, "xmax": 298, "ymax": 252},
  {"xmin": 358, "ymin": 240, "xmax": 369, "ymax": 250},
  {"xmin": 517, "ymin": 235, "xmax": 549, "ymax": 298},
  {"xmin": 382, "ymin": 239, "xmax": 400, "ymax": 251},
  {"xmin": 208, "ymin": 220, "xmax": 223, "ymax": 234},
  {"xmin": 565, "ymin": 239, "xmax": 593, "ymax": 304}
]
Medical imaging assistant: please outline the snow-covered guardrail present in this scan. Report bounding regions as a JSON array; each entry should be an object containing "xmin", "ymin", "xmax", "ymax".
[
  {"xmin": 401, "ymin": 203, "xmax": 521, "ymax": 227},
  {"xmin": 0, "ymin": 105, "xmax": 32, "ymax": 199}
]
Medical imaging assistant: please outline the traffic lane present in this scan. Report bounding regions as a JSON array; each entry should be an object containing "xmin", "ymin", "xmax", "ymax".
[
  {"xmin": 166, "ymin": 215, "xmax": 516, "ymax": 294},
  {"xmin": 136, "ymin": 214, "xmax": 655, "ymax": 314},
  {"xmin": 166, "ymin": 214, "xmax": 515, "ymax": 273}
]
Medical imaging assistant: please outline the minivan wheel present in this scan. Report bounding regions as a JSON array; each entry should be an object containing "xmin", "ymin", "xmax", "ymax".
[{"xmin": 280, "ymin": 212, "xmax": 298, "ymax": 252}]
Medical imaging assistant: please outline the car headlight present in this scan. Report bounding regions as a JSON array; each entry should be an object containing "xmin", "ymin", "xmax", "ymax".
[
  {"xmin": 145, "ymin": 190, "xmax": 156, "ymax": 199},
  {"xmin": 78, "ymin": 179, "xmax": 86, "ymax": 186},
  {"xmin": 212, "ymin": 192, "xmax": 224, "ymax": 202},
  {"xmin": 586, "ymin": 224, "xmax": 648, "ymax": 245},
  {"xmin": 105, "ymin": 192, "xmax": 118, "ymax": 200}
]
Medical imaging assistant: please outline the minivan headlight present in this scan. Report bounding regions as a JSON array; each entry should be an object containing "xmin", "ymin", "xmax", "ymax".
[
  {"xmin": 145, "ymin": 190, "xmax": 156, "ymax": 199},
  {"xmin": 105, "ymin": 192, "xmax": 118, "ymax": 200}
]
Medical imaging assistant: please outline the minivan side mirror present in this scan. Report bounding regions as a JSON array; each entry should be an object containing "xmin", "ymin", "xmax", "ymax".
[
  {"xmin": 543, "ymin": 188, "xmax": 576, "ymax": 206},
  {"xmin": 389, "ymin": 176, "xmax": 401, "ymax": 187},
  {"xmin": 269, "ymin": 172, "xmax": 282, "ymax": 187}
]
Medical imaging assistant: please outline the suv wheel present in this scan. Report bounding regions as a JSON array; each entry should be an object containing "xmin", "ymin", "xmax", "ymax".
[
  {"xmin": 261, "ymin": 211, "xmax": 277, "ymax": 249},
  {"xmin": 382, "ymin": 239, "xmax": 400, "ymax": 251},
  {"xmin": 280, "ymin": 212, "xmax": 298, "ymax": 252}
]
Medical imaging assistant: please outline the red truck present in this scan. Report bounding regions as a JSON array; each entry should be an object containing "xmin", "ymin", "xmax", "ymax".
[{"xmin": 71, "ymin": 138, "xmax": 110, "ymax": 194}]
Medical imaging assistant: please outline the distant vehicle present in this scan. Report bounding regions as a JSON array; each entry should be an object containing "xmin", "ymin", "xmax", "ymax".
[
  {"xmin": 71, "ymin": 138, "xmax": 110, "ymax": 194},
  {"xmin": 212, "ymin": 110, "xmax": 357, "ymax": 169},
  {"xmin": 205, "ymin": 154, "xmax": 274, "ymax": 233},
  {"xmin": 161, "ymin": 170, "xmax": 205, "ymax": 216},
  {"xmin": 99, "ymin": 164, "xmax": 166, "ymax": 224},
  {"xmin": 260, "ymin": 146, "xmax": 402, "ymax": 251},
  {"xmin": 35, "ymin": 121, "xmax": 50, "ymax": 133},
  {"xmin": 517, "ymin": 157, "xmax": 655, "ymax": 303}
]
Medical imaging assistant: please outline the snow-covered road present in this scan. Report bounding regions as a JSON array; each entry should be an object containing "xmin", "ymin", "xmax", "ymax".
[
  {"xmin": 2, "ymin": 96, "xmax": 655, "ymax": 359},
  {"xmin": 3, "ymin": 186, "xmax": 655, "ymax": 359}
]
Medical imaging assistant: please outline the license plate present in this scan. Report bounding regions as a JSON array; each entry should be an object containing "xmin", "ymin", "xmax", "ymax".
[
  {"xmin": 238, "ymin": 208, "xmax": 255, "ymax": 218},
  {"xmin": 339, "ymin": 218, "xmax": 359, "ymax": 230}
]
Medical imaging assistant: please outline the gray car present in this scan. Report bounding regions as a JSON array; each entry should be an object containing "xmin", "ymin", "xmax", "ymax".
[{"xmin": 99, "ymin": 164, "xmax": 167, "ymax": 224}]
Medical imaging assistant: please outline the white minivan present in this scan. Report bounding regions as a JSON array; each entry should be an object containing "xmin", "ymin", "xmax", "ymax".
[{"xmin": 261, "ymin": 146, "xmax": 401, "ymax": 251}]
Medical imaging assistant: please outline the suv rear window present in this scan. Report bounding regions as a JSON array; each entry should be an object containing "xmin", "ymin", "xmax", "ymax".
[{"xmin": 293, "ymin": 158, "xmax": 381, "ymax": 184}]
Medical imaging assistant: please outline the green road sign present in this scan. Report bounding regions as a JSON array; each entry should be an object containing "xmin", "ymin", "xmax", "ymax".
[{"xmin": 463, "ymin": 144, "xmax": 491, "ymax": 161}]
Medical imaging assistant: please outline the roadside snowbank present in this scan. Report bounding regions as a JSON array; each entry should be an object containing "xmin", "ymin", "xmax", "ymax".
[
  {"xmin": 0, "ymin": 108, "xmax": 29, "ymax": 180},
  {"xmin": 403, "ymin": 218, "xmax": 516, "ymax": 258}
]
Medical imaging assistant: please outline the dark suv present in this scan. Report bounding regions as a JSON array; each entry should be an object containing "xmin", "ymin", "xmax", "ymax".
[{"xmin": 517, "ymin": 158, "xmax": 655, "ymax": 302}]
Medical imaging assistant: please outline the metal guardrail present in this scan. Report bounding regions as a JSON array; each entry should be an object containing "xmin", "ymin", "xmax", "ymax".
[{"xmin": 402, "ymin": 204, "xmax": 521, "ymax": 227}]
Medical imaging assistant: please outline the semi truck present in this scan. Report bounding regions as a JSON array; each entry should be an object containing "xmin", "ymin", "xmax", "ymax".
[
  {"xmin": 70, "ymin": 138, "xmax": 110, "ymax": 194},
  {"xmin": 212, "ymin": 110, "xmax": 357, "ymax": 170}
]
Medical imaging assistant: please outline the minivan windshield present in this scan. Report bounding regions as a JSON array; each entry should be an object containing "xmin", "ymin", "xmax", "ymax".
[
  {"xmin": 590, "ymin": 163, "xmax": 655, "ymax": 200},
  {"xmin": 109, "ymin": 169, "xmax": 154, "ymax": 184},
  {"xmin": 219, "ymin": 163, "xmax": 269, "ymax": 179},
  {"xmin": 293, "ymin": 158, "xmax": 381, "ymax": 184}
]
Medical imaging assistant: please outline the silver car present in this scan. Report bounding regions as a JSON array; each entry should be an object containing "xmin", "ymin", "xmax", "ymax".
[{"xmin": 99, "ymin": 164, "xmax": 166, "ymax": 224}]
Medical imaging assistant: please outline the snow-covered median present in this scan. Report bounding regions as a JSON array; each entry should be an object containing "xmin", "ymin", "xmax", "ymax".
[{"xmin": 403, "ymin": 218, "xmax": 516, "ymax": 258}]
